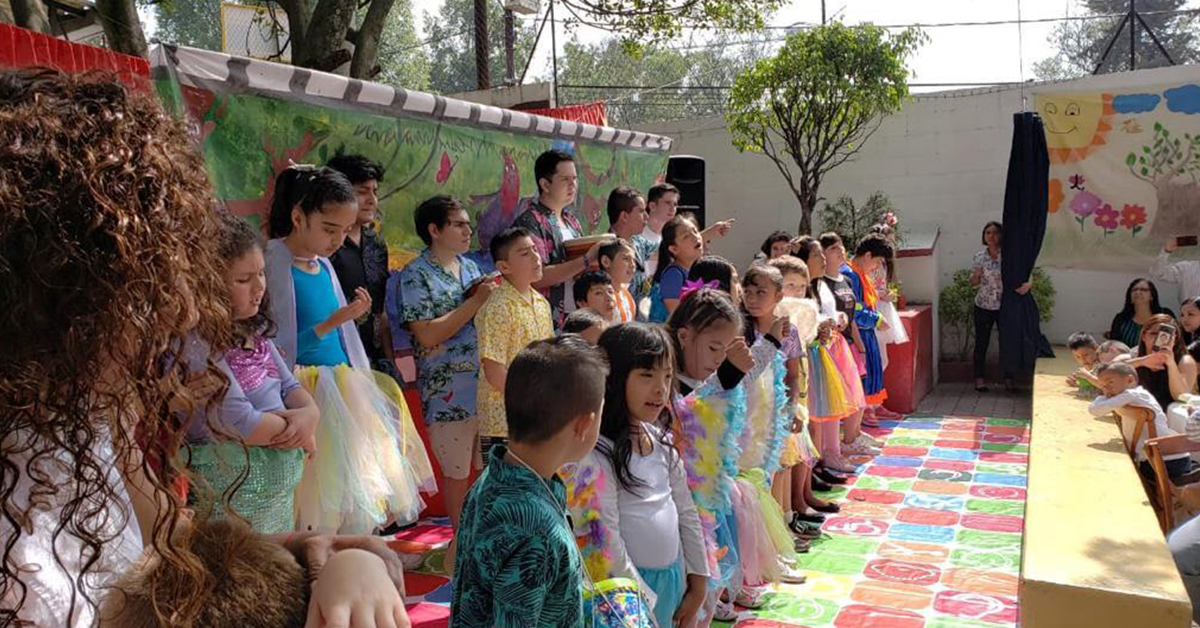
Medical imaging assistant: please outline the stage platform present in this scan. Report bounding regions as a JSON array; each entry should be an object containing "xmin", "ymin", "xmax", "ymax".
[{"xmin": 1022, "ymin": 350, "xmax": 1191, "ymax": 627}]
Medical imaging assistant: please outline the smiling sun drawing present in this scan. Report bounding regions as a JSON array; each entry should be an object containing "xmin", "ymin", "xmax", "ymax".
[{"xmin": 1036, "ymin": 92, "xmax": 1114, "ymax": 164}]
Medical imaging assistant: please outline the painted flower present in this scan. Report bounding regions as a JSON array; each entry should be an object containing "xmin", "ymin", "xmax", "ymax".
[
  {"xmin": 1070, "ymin": 190, "xmax": 1102, "ymax": 218},
  {"xmin": 1094, "ymin": 203, "xmax": 1119, "ymax": 235},
  {"xmin": 1120, "ymin": 203, "xmax": 1147, "ymax": 236}
]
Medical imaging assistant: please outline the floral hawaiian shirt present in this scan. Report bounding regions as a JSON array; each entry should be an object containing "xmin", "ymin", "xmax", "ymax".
[
  {"xmin": 513, "ymin": 200, "xmax": 583, "ymax": 327},
  {"xmin": 476, "ymin": 280, "xmax": 553, "ymax": 437},
  {"xmin": 395, "ymin": 249, "xmax": 484, "ymax": 424},
  {"xmin": 973, "ymin": 249, "xmax": 1003, "ymax": 311}
]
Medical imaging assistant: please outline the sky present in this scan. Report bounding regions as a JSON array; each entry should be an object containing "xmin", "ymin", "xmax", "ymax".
[{"xmin": 140, "ymin": 0, "xmax": 1199, "ymax": 93}]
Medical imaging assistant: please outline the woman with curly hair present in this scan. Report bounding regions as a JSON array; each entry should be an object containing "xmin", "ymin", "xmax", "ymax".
[{"xmin": 0, "ymin": 68, "xmax": 408, "ymax": 628}]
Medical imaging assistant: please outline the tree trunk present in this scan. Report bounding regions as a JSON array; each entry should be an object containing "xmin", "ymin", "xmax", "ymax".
[
  {"xmin": 294, "ymin": 0, "xmax": 359, "ymax": 72},
  {"xmin": 349, "ymin": 0, "xmax": 396, "ymax": 79},
  {"xmin": 95, "ymin": 0, "xmax": 148, "ymax": 58},
  {"xmin": 474, "ymin": 0, "xmax": 489, "ymax": 89},
  {"xmin": 275, "ymin": 0, "xmax": 313, "ymax": 55},
  {"xmin": 10, "ymin": 0, "xmax": 52, "ymax": 34}
]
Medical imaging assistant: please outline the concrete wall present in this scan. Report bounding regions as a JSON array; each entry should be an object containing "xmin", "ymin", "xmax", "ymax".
[{"xmin": 635, "ymin": 64, "xmax": 1200, "ymax": 350}]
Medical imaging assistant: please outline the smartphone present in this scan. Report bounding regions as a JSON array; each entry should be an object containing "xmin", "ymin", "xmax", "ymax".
[
  {"xmin": 1177, "ymin": 235, "xmax": 1199, "ymax": 247},
  {"xmin": 463, "ymin": 273, "xmax": 501, "ymax": 299},
  {"xmin": 1154, "ymin": 323, "xmax": 1177, "ymax": 352}
]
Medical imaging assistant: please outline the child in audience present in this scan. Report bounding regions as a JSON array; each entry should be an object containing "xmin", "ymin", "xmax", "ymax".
[
  {"xmin": 1089, "ymin": 362, "xmax": 1192, "ymax": 478},
  {"xmin": 451, "ymin": 336, "xmax": 608, "ymax": 628},
  {"xmin": 649, "ymin": 216, "xmax": 706, "ymax": 322},
  {"xmin": 476, "ymin": 227, "xmax": 554, "ymax": 461},
  {"xmin": 574, "ymin": 269, "xmax": 618, "ymax": 322},
  {"xmin": 187, "ymin": 212, "xmax": 319, "ymax": 533},
  {"xmin": 844, "ymin": 234, "xmax": 900, "ymax": 429},
  {"xmin": 1098, "ymin": 340, "xmax": 1134, "ymax": 364},
  {"xmin": 562, "ymin": 308, "xmax": 609, "ymax": 344},
  {"xmin": 574, "ymin": 323, "xmax": 709, "ymax": 628},
  {"xmin": 599, "ymin": 239, "xmax": 640, "ymax": 323},
  {"xmin": 772, "ymin": 255, "xmax": 811, "ymax": 300},
  {"xmin": 264, "ymin": 165, "xmax": 433, "ymax": 533},
  {"xmin": 1066, "ymin": 332, "xmax": 1101, "ymax": 391}
]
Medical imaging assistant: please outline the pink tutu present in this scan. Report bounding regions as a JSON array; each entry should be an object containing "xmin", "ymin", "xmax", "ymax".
[
  {"xmin": 828, "ymin": 334, "xmax": 866, "ymax": 408},
  {"xmin": 732, "ymin": 479, "xmax": 780, "ymax": 586}
]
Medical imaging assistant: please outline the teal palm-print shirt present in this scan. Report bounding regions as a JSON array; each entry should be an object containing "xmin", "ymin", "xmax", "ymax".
[
  {"xmin": 630, "ymin": 234, "xmax": 656, "ymax": 316},
  {"xmin": 397, "ymin": 249, "xmax": 483, "ymax": 424},
  {"xmin": 450, "ymin": 446, "xmax": 584, "ymax": 628}
]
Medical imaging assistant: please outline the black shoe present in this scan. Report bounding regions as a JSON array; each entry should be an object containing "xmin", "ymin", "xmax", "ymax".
[
  {"xmin": 811, "ymin": 477, "xmax": 833, "ymax": 492},
  {"xmin": 810, "ymin": 501, "xmax": 841, "ymax": 514},
  {"xmin": 789, "ymin": 515, "xmax": 822, "ymax": 538},
  {"xmin": 813, "ymin": 466, "xmax": 848, "ymax": 485},
  {"xmin": 795, "ymin": 511, "xmax": 827, "ymax": 525}
]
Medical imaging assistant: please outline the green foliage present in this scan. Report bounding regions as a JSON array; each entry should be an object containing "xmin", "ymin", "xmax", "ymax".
[
  {"xmin": 561, "ymin": 0, "xmax": 782, "ymax": 46},
  {"xmin": 559, "ymin": 34, "xmax": 766, "ymax": 126},
  {"xmin": 367, "ymin": 0, "xmax": 430, "ymax": 91},
  {"xmin": 939, "ymin": 266, "xmax": 1055, "ymax": 361},
  {"xmin": 818, "ymin": 191, "xmax": 900, "ymax": 248},
  {"xmin": 726, "ymin": 23, "xmax": 924, "ymax": 234},
  {"xmin": 1033, "ymin": 0, "xmax": 1200, "ymax": 80},
  {"xmin": 152, "ymin": 0, "xmax": 224, "ymax": 51}
]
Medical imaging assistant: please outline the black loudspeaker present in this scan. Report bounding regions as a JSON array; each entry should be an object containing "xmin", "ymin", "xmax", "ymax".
[{"xmin": 666, "ymin": 155, "xmax": 705, "ymax": 229}]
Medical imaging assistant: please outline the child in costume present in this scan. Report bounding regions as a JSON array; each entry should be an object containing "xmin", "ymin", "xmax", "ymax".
[
  {"xmin": 665, "ymin": 286, "xmax": 782, "ymax": 623},
  {"xmin": 186, "ymin": 212, "xmax": 319, "ymax": 533},
  {"xmin": 264, "ymin": 165, "xmax": 434, "ymax": 534},
  {"xmin": 769, "ymin": 256, "xmax": 843, "ymax": 534},
  {"xmin": 844, "ymin": 234, "xmax": 897, "ymax": 432},
  {"xmin": 800, "ymin": 237, "xmax": 868, "ymax": 473},
  {"xmin": 599, "ymin": 239, "xmax": 640, "ymax": 323},
  {"xmin": 569, "ymin": 323, "xmax": 709, "ymax": 628},
  {"xmin": 865, "ymin": 224, "xmax": 909, "ymax": 384},
  {"xmin": 649, "ymin": 216, "xmax": 706, "ymax": 322}
]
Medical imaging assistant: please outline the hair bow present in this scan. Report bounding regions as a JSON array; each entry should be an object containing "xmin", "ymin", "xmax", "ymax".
[{"xmin": 680, "ymin": 278, "xmax": 720, "ymax": 300}]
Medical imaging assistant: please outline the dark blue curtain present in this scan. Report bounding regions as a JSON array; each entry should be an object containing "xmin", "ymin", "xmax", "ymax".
[{"xmin": 999, "ymin": 111, "xmax": 1053, "ymax": 377}]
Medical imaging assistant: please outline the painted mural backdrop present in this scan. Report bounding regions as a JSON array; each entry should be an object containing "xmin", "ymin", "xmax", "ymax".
[
  {"xmin": 1037, "ymin": 81, "xmax": 1200, "ymax": 271},
  {"xmin": 150, "ymin": 46, "xmax": 668, "ymax": 269}
]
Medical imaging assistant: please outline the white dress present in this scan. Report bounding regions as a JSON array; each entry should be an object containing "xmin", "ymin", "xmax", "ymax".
[{"xmin": 3, "ymin": 427, "xmax": 144, "ymax": 627}]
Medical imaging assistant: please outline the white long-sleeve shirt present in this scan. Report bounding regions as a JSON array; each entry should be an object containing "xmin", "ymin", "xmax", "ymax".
[
  {"xmin": 584, "ymin": 425, "xmax": 708, "ymax": 613},
  {"xmin": 1088, "ymin": 386, "xmax": 1189, "ymax": 462},
  {"xmin": 1150, "ymin": 250, "xmax": 1200, "ymax": 301}
]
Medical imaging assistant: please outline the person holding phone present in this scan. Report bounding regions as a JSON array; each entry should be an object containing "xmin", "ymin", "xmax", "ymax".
[
  {"xmin": 1151, "ymin": 236, "xmax": 1200, "ymax": 301},
  {"xmin": 1127, "ymin": 313, "xmax": 1198, "ymax": 415}
]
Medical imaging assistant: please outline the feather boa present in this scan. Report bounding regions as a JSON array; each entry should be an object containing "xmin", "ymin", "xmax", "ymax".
[
  {"xmin": 761, "ymin": 351, "xmax": 792, "ymax": 476},
  {"xmin": 561, "ymin": 460, "xmax": 614, "ymax": 582}
]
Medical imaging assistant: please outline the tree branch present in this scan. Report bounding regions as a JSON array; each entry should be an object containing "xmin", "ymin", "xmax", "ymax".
[{"xmin": 350, "ymin": 0, "xmax": 397, "ymax": 79}]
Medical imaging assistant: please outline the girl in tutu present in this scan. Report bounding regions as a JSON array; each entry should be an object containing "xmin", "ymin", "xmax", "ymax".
[
  {"xmin": 795, "ymin": 237, "xmax": 868, "ymax": 473},
  {"xmin": 264, "ymin": 165, "xmax": 434, "ymax": 533},
  {"xmin": 186, "ymin": 212, "xmax": 319, "ymax": 533}
]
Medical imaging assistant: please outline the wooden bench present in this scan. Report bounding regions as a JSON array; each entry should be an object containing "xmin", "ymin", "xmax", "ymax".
[{"xmin": 1023, "ymin": 350, "xmax": 1192, "ymax": 627}]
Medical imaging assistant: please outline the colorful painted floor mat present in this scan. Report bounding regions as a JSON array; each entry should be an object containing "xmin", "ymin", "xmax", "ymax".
[{"xmin": 400, "ymin": 414, "xmax": 1030, "ymax": 628}]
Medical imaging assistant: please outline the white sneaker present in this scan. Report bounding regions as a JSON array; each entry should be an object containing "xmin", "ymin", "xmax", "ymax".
[
  {"xmin": 842, "ymin": 438, "xmax": 877, "ymax": 456},
  {"xmin": 859, "ymin": 432, "xmax": 884, "ymax": 447},
  {"xmin": 713, "ymin": 598, "xmax": 738, "ymax": 621},
  {"xmin": 854, "ymin": 433, "xmax": 884, "ymax": 452}
]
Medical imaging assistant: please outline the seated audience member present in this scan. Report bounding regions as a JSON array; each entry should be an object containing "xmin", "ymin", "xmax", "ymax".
[
  {"xmin": 1066, "ymin": 332, "xmax": 1101, "ymax": 391},
  {"xmin": 1180, "ymin": 296, "xmax": 1200, "ymax": 346},
  {"xmin": 1110, "ymin": 278, "xmax": 1176, "ymax": 349},
  {"xmin": 574, "ymin": 269, "xmax": 618, "ymax": 322},
  {"xmin": 1128, "ymin": 313, "xmax": 1198, "ymax": 415},
  {"xmin": 1088, "ymin": 362, "xmax": 1192, "ymax": 479},
  {"xmin": 450, "ymin": 336, "xmax": 609, "ymax": 628},
  {"xmin": 1098, "ymin": 340, "xmax": 1134, "ymax": 365},
  {"xmin": 562, "ymin": 308, "xmax": 609, "ymax": 345},
  {"xmin": 1152, "ymin": 237, "xmax": 1200, "ymax": 302},
  {"xmin": 599, "ymin": 239, "xmax": 639, "ymax": 323}
]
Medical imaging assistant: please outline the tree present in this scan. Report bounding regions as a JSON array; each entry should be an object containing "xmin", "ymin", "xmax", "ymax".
[
  {"xmin": 368, "ymin": 0, "xmax": 431, "ymax": 90},
  {"xmin": 424, "ymin": 0, "xmax": 536, "ymax": 94},
  {"xmin": 9, "ymin": 0, "xmax": 52, "ymax": 34},
  {"xmin": 557, "ymin": 0, "xmax": 783, "ymax": 46},
  {"xmin": 726, "ymin": 23, "xmax": 924, "ymax": 234},
  {"xmin": 559, "ymin": 33, "xmax": 768, "ymax": 125},
  {"xmin": 1033, "ymin": 0, "xmax": 1200, "ymax": 80},
  {"xmin": 153, "ymin": 0, "xmax": 223, "ymax": 51},
  {"xmin": 96, "ymin": 0, "xmax": 149, "ymax": 57}
]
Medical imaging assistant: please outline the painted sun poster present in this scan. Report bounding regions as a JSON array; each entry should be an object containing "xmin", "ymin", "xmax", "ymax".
[{"xmin": 1037, "ymin": 81, "xmax": 1200, "ymax": 270}]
